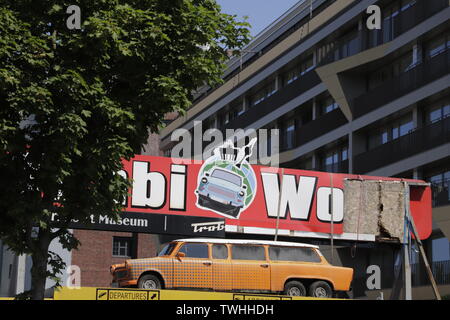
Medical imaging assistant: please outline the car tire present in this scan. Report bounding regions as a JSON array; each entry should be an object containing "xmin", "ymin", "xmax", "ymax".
[
  {"xmin": 309, "ymin": 281, "xmax": 333, "ymax": 298},
  {"xmin": 138, "ymin": 274, "xmax": 162, "ymax": 290},
  {"xmin": 284, "ymin": 280, "xmax": 306, "ymax": 297}
]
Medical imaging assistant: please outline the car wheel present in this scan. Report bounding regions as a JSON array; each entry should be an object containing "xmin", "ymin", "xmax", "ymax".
[
  {"xmin": 138, "ymin": 274, "xmax": 162, "ymax": 290},
  {"xmin": 284, "ymin": 280, "xmax": 306, "ymax": 297},
  {"xmin": 309, "ymin": 281, "xmax": 333, "ymax": 298}
]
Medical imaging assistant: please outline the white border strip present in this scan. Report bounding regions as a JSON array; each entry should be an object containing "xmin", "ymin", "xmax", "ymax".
[{"xmin": 225, "ymin": 225, "xmax": 376, "ymax": 242}]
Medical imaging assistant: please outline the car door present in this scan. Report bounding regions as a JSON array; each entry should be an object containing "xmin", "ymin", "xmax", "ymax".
[
  {"xmin": 172, "ymin": 242, "xmax": 213, "ymax": 289},
  {"xmin": 211, "ymin": 244, "xmax": 233, "ymax": 291},
  {"xmin": 230, "ymin": 244, "xmax": 271, "ymax": 291}
]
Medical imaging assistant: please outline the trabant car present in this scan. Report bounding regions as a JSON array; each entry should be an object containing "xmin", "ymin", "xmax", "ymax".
[
  {"xmin": 110, "ymin": 238, "xmax": 353, "ymax": 298},
  {"xmin": 196, "ymin": 168, "xmax": 246, "ymax": 218}
]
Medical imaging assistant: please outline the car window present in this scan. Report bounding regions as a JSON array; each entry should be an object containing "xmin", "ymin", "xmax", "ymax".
[
  {"xmin": 157, "ymin": 243, "xmax": 176, "ymax": 256},
  {"xmin": 212, "ymin": 244, "xmax": 228, "ymax": 259},
  {"xmin": 269, "ymin": 246, "xmax": 321, "ymax": 263},
  {"xmin": 211, "ymin": 169, "xmax": 241, "ymax": 186},
  {"xmin": 231, "ymin": 245, "xmax": 266, "ymax": 261},
  {"xmin": 178, "ymin": 243, "xmax": 209, "ymax": 258}
]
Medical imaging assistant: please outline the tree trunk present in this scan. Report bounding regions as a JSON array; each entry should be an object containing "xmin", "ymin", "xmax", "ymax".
[{"xmin": 30, "ymin": 230, "xmax": 51, "ymax": 300}]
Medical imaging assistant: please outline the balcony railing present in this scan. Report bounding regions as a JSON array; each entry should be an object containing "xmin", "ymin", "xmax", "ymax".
[
  {"xmin": 431, "ymin": 179, "xmax": 450, "ymax": 208},
  {"xmin": 353, "ymin": 49, "xmax": 450, "ymax": 118},
  {"xmin": 318, "ymin": 0, "xmax": 449, "ymax": 66},
  {"xmin": 394, "ymin": 260, "xmax": 450, "ymax": 287},
  {"xmin": 354, "ymin": 115, "xmax": 450, "ymax": 174},
  {"xmin": 295, "ymin": 108, "xmax": 348, "ymax": 147},
  {"xmin": 223, "ymin": 70, "xmax": 321, "ymax": 131},
  {"xmin": 313, "ymin": 160, "xmax": 349, "ymax": 174}
]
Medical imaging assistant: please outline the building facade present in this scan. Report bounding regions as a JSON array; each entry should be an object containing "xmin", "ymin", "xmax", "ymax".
[{"xmin": 159, "ymin": 0, "xmax": 450, "ymax": 298}]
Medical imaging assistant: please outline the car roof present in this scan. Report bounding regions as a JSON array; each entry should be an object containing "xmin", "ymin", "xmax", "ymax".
[{"xmin": 173, "ymin": 238, "xmax": 319, "ymax": 249}]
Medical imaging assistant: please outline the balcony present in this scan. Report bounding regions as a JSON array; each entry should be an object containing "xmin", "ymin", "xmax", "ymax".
[
  {"xmin": 353, "ymin": 49, "xmax": 450, "ymax": 118},
  {"xmin": 318, "ymin": 0, "xmax": 449, "ymax": 67},
  {"xmin": 222, "ymin": 70, "xmax": 321, "ymax": 131},
  {"xmin": 353, "ymin": 115, "xmax": 450, "ymax": 174},
  {"xmin": 394, "ymin": 260, "xmax": 450, "ymax": 287},
  {"xmin": 431, "ymin": 179, "xmax": 450, "ymax": 208},
  {"xmin": 313, "ymin": 160, "xmax": 349, "ymax": 174},
  {"xmin": 295, "ymin": 108, "xmax": 348, "ymax": 147}
]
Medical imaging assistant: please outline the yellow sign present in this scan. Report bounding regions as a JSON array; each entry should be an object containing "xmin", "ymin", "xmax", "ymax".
[
  {"xmin": 95, "ymin": 288, "xmax": 160, "ymax": 301},
  {"xmin": 96, "ymin": 289, "xmax": 109, "ymax": 300},
  {"xmin": 53, "ymin": 287, "xmax": 342, "ymax": 300}
]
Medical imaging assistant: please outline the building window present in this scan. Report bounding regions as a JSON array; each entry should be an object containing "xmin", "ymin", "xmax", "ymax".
[
  {"xmin": 425, "ymin": 31, "xmax": 450, "ymax": 59},
  {"xmin": 236, "ymin": 103, "xmax": 246, "ymax": 116},
  {"xmin": 427, "ymin": 169, "xmax": 450, "ymax": 207},
  {"xmin": 338, "ymin": 28, "xmax": 360, "ymax": 59},
  {"xmin": 321, "ymin": 146, "xmax": 348, "ymax": 173},
  {"xmin": 217, "ymin": 112, "xmax": 229, "ymax": 128},
  {"xmin": 283, "ymin": 119, "xmax": 296, "ymax": 150},
  {"xmin": 316, "ymin": 42, "xmax": 335, "ymax": 64},
  {"xmin": 283, "ymin": 55, "xmax": 314, "ymax": 86},
  {"xmin": 249, "ymin": 80, "xmax": 277, "ymax": 107},
  {"xmin": 367, "ymin": 49, "xmax": 414, "ymax": 90},
  {"xmin": 265, "ymin": 124, "xmax": 278, "ymax": 157},
  {"xmin": 431, "ymin": 237, "xmax": 450, "ymax": 265},
  {"xmin": 426, "ymin": 97, "xmax": 450, "ymax": 124},
  {"xmin": 381, "ymin": 0, "xmax": 416, "ymax": 42},
  {"xmin": 113, "ymin": 237, "xmax": 132, "ymax": 258},
  {"xmin": 318, "ymin": 96, "xmax": 338, "ymax": 115},
  {"xmin": 367, "ymin": 114, "xmax": 414, "ymax": 149},
  {"xmin": 228, "ymin": 100, "xmax": 246, "ymax": 122}
]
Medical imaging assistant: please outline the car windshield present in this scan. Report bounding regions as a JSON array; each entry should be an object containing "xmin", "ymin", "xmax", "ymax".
[
  {"xmin": 158, "ymin": 243, "xmax": 177, "ymax": 256},
  {"xmin": 211, "ymin": 169, "xmax": 241, "ymax": 186}
]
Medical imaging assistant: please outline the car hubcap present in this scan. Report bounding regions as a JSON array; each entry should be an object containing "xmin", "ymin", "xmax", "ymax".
[
  {"xmin": 289, "ymin": 287, "xmax": 302, "ymax": 296},
  {"xmin": 144, "ymin": 280, "xmax": 157, "ymax": 289},
  {"xmin": 315, "ymin": 287, "xmax": 327, "ymax": 297}
]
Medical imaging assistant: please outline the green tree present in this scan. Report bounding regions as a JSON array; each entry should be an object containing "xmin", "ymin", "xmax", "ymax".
[{"xmin": 0, "ymin": 0, "xmax": 250, "ymax": 300}]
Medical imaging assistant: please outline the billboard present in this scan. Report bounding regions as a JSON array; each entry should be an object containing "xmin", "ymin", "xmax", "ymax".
[{"xmin": 115, "ymin": 154, "xmax": 432, "ymax": 242}]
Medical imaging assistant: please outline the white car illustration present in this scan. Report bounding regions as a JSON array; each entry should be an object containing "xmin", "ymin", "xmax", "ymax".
[{"xmin": 196, "ymin": 168, "xmax": 247, "ymax": 218}]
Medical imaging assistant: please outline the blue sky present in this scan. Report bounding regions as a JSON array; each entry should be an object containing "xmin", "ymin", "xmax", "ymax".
[{"xmin": 216, "ymin": 0, "xmax": 302, "ymax": 37}]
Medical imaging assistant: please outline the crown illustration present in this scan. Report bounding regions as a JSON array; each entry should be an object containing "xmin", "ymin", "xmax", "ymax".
[{"xmin": 213, "ymin": 138, "xmax": 257, "ymax": 168}]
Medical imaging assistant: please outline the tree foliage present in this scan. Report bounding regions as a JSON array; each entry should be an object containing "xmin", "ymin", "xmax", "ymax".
[{"xmin": 0, "ymin": 0, "xmax": 250, "ymax": 299}]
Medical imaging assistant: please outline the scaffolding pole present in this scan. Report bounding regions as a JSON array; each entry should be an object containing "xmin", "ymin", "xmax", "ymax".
[{"xmin": 401, "ymin": 182, "xmax": 441, "ymax": 300}]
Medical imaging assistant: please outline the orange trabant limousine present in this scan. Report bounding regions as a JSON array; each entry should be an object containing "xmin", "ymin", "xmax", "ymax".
[{"xmin": 110, "ymin": 238, "xmax": 353, "ymax": 298}]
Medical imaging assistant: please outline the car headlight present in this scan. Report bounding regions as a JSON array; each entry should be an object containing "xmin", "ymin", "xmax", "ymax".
[
  {"xmin": 201, "ymin": 177, "xmax": 208, "ymax": 183},
  {"xmin": 239, "ymin": 191, "xmax": 245, "ymax": 197}
]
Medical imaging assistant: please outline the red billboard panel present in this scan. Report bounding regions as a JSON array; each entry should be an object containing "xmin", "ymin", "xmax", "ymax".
[{"xmin": 119, "ymin": 155, "xmax": 432, "ymax": 241}]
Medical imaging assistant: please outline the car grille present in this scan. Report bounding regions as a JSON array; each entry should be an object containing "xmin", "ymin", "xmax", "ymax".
[{"xmin": 208, "ymin": 185, "xmax": 235, "ymax": 199}]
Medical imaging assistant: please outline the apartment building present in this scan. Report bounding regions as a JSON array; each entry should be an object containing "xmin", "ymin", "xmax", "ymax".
[{"xmin": 159, "ymin": 0, "xmax": 450, "ymax": 298}]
